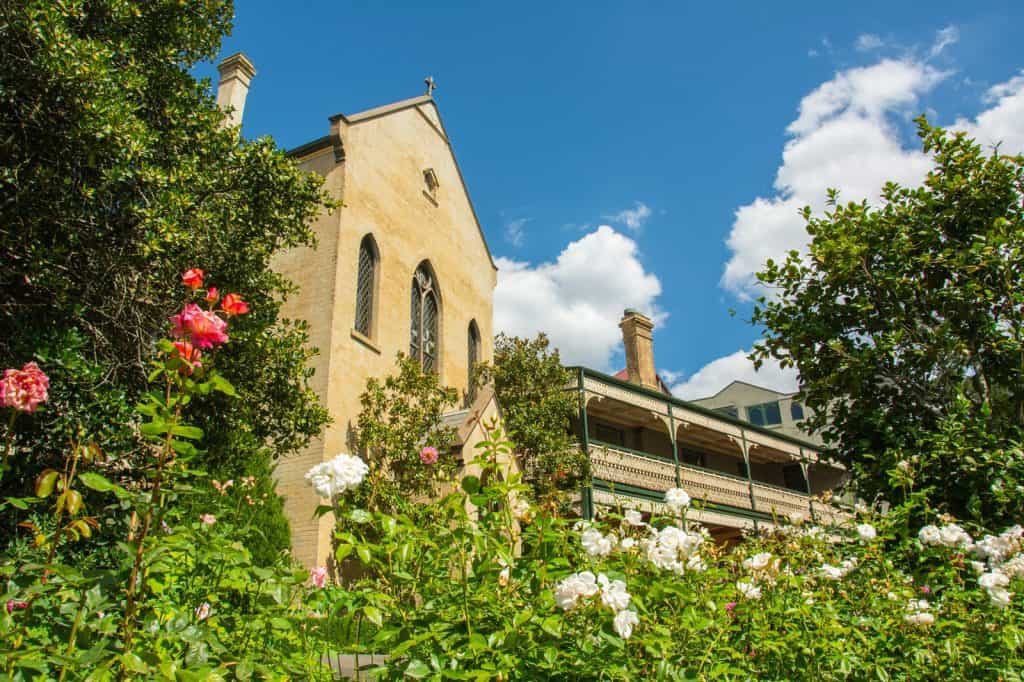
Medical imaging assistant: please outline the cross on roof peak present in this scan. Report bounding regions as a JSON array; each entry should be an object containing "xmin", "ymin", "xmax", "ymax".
[{"xmin": 424, "ymin": 76, "xmax": 436, "ymax": 96}]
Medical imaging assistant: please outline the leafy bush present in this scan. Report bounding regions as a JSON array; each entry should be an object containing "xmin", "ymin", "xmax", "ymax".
[
  {"xmin": 318, "ymin": 435, "xmax": 1024, "ymax": 680},
  {"xmin": 752, "ymin": 120, "xmax": 1024, "ymax": 527},
  {"xmin": 1, "ymin": 273, "xmax": 336, "ymax": 679}
]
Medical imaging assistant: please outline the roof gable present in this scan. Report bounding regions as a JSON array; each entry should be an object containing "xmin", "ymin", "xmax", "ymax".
[{"xmin": 289, "ymin": 95, "xmax": 494, "ymax": 270}]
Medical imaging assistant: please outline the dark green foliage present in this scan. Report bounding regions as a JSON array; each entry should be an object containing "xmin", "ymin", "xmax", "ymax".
[
  {"xmin": 354, "ymin": 354, "xmax": 458, "ymax": 506},
  {"xmin": 752, "ymin": 119, "xmax": 1024, "ymax": 526},
  {"xmin": 476, "ymin": 333, "xmax": 587, "ymax": 501},
  {"xmin": 0, "ymin": 0, "xmax": 333, "ymax": 555}
]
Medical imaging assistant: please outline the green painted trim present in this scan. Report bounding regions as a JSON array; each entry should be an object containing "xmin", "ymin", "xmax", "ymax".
[
  {"xmin": 668, "ymin": 404, "xmax": 681, "ymax": 486},
  {"xmin": 571, "ymin": 366, "xmax": 823, "ymax": 452},
  {"xmin": 579, "ymin": 367, "xmax": 593, "ymax": 521}
]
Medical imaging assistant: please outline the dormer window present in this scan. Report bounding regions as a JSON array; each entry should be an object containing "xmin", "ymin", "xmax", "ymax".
[{"xmin": 423, "ymin": 168, "xmax": 440, "ymax": 202}]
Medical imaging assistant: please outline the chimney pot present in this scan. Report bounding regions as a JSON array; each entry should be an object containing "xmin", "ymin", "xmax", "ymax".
[
  {"xmin": 619, "ymin": 310, "xmax": 658, "ymax": 390},
  {"xmin": 216, "ymin": 52, "xmax": 257, "ymax": 129}
]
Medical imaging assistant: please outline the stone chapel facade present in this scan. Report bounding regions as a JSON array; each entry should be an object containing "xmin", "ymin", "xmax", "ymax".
[{"xmin": 217, "ymin": 55, "xmax": 499, "ymax": 568}]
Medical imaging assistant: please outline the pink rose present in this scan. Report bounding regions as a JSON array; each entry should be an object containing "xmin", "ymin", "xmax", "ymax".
[
  {"xmin": 172, "ymin": 341, "xmax": 202, "ymax": 375},
  {"xmin": 309, "ymin": 566, "xmax": 328, "ymax": 589},
  {"xmin": 0, "ymin": 362, "xmax": 50, "ymax": 413},
  {"xmin": 725, "ymin": 601, "xmax": 737, "ymax": 618},
  {"xmin": 205, "ymin": 287, "xmax": 219, "ymax": 303},
  {"xmin": 195, "ymin": 602, "xmax": 211, "ymax": 621},
  {"xmin": 170, "ymin": 304, "xmax": 229, "ymax": 349},
  {"xmin": 199, "ymin": 514, "xmax": 216, "ymax": 526},
  {"xmin": 220, "ymin": 293, "xmax": 250, "ymax": 317},
  {"xmin": 5, "ymin": 600, "xmax": 28, "ymax": 614},
  {"xmin": 419, "ymin": 446, "xmax": 439, "ymax": 465},
  {"xmin": 182, "ymin": 268, "xmax": 204, "ymax": 290}
]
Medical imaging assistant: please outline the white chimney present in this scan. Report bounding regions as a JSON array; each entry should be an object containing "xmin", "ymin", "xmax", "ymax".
[{"xmin": 216, "ymin": 52, "xmax": 256, "ymax": 129}]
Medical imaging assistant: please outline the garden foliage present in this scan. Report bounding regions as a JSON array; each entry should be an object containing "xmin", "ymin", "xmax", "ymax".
[
  {"xmin": 474, "ymin": 333, "xmax": 587, "ymax": 502},
  {"xmin": 752, "ymin": 120, "xmax": 1024, "ymax": 526},
  {"xmin": 0, "ymin": 0, "xmax": 333, "ymax": 560}
]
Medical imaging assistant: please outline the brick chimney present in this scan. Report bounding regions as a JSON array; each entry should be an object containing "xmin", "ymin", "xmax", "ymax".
[
  {"xmin": 619, "ymin": 309, "xmax": 658, "ymax": 390},
  {"xmin": 216, "ymin": 53, "xmax": 256, "ymax": 129}
]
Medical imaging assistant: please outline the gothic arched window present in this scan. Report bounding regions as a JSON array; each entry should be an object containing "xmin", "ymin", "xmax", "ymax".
[
  {"xmin": 354, "ymin": 235, "xmax": 378, "ymax": 338},
  {"xmin": 467, "ymin": 320, "xmax": 481, "ymax": 403},
  {"xmin": 410, "ymin": 263, "xmax": 439, "ymax": 371}
]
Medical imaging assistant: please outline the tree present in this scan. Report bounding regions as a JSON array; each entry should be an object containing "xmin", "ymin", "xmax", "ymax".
[
  {"xmin": 354, "ymin": 354, "xmax": 458, "ymax": 508},
  {"xmin": 0, "ymin": 0, "xmax": 333, "ymax": 557},
  {"xmin": 752, "ymin": 119, "xmax": 1024, "ymax": 526},
  {"xmin": 475, "ymin": 333, "xmax": 587, "ymax": 502}
]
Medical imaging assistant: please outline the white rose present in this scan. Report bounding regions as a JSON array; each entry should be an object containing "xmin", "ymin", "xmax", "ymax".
[
  {"xmin": 613, "ymin": 609, "xmax": 639, "ymax": 639},
  {"xmin": 581, "ymin": 528, "xmax": 614, "ymax": 557},
  {"xmin": 988, "ymin": 587, "xmax": 1013, "ymax": 609},
  {"xmin": 623, "ymin": 509, "xmax": 644, "ymax": 526},
  {"xmin": 598, "ymin": 574, "xmax": 631, "ymax": 612},
  {"xmin": 737, "ymin": 581, "xmax": 762, "ymax": 600},
  {"xmin": 744, "ymin": 552, "xmax": 773, "ymax": 571},
  {"xmin": 664, "ymin": 487, "xmax": 691, "ymax": 511},
  {"xmin": 918, "ymin": 525, "xmax": 941, "ymax": 546},
  {"xmin": 856, "ymin": 523, "xmax": 877, "ymax": 541},
  {"xmin": 304, "ymin": 453, "xmax": 369, "ymax": 498}
]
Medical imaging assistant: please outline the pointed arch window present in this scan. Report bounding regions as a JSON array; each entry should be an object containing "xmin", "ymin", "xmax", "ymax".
[
  {"xmin": 467, "ymin": 320, "xmax": 481, "ymax": 404},
  {"xmin": 410, "ymin": 263, "xmax": 439, "ymax": 371},
  {"xmin": 354, "ymin": 235, "xmax": 378, "ymax": 338}
]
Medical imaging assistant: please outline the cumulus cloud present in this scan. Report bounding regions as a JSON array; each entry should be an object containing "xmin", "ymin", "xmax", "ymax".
[
  {"xmin": 712, "ymin": 37, "xmax": 1024, "ymax": 397},
  {"xmin": 504, "ymin": 217, "xmax": 528, "ymax": 247},
  {"xmin": 494, "ymin": 225, "xmax": 663, "ymax": 370},
  {"xmin": 605, "ymin": 202, "xmax": 652, "ymax": 232},
  {"xmin": 721, "ymin": 58, "xmax": 947, "ymax": 298},
  {"xmin": 855, "ymin": 34, "xmax": 883, "ymax": 51},
  {"xmin": 953, "ymin": 71, "xmax": 1024, "ymax": 153},
  {"xmin": 669, "ymin": 351, "xmax": 799, "ymax": 400}
]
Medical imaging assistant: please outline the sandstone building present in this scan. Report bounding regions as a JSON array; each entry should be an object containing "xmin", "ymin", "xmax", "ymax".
[
  {"xmin": 218, "ymin": 56, "xmax": 498, "ymax": 567},
  {"xmin": 217, "ymin": 54, "xmax": 847, "ymax": 564}
]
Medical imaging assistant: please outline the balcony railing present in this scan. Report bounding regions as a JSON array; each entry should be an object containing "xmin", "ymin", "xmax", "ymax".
[{"xmin": 587, "ymin": 441, "xmax": 840, "ymax": 524}]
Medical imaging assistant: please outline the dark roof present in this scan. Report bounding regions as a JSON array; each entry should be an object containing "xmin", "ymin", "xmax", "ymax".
[{"xmin": 612, "ymin": 369, "xmax": 673, "ymax": 396}]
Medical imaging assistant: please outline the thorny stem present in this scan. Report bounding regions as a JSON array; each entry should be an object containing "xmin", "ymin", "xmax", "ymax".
[
  {"xmin": 58, "ymin": 591, "xmax": 89, "ymax": 682},
  {"xmin": 0, "ymin": 410, "xmax": 16, "ymax": 483},
  {"xmin": 121, "ymin": 374, "xmax": 181, "ymax": 654}
]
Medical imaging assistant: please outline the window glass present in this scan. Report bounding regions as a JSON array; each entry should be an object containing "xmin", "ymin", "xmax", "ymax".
[
  {"xmin": 714, "ymin": 405, "xmax": 739, "ymax": 419},
  {"xmin": 746, "ymin": 401, "xmax": 782, "ymax": 427},
  {"xmin": 790, "ymin": 401, "xmax": 805, "ymax": 422},
  {"xmin": 354, "ymin": 237, "xmax": 376, "ymax": 337}
]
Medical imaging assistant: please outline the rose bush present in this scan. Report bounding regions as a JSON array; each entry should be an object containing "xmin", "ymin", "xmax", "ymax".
[{"xmin": 314, "ymin": 435, "xmax": 1024, "ymax": 680}]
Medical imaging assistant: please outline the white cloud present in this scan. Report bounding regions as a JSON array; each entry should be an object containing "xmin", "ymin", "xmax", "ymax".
[
  {"xmin": 504, "ymin": 217, "xmax": 528, "ymax": 247},
  {"xmin": 711, "ymin": 45, "xmax": 1024, "ymax": 399},
  {"xmin": 669, "ymin": 350, "xmax": 798, "ymax": 400},
  {"xmin": 929, "ymin": 25, "xmax": 959, "ymax": 58},
  {"xmin": 494, "ymin": 225, "xmax": 663, "ymax": 370},
  {"xmin": 605, "ymin": 202, "xmax": 652, "ymax": 232},
  {"xmin": 953, "ymin": 71, "xmax": 1024, "ymax": 153},
  {"xmin": 855, "ymin": 34, "xmax": 883, "ymax": 52},
  {"xmin": 722, "ymin": 58, "xmax": 947, "ymax": 298}
]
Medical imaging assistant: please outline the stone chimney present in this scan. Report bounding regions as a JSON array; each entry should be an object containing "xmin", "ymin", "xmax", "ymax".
[
  {"xmin": 216, "ymin": 52, "xmax": 256, "ymax": 129},
  {"xmin": 619, "ymin": 309, "xmax": 658, "ymax": 390}
]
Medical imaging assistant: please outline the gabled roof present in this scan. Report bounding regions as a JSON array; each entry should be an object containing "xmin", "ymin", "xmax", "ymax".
[
  {"xmin": 691, "ymin": 379, "xmax": 798, "ymax": 403},
  {"xmin": 287, "ymin": 94, "xmax": 496, "ymax": 270}
]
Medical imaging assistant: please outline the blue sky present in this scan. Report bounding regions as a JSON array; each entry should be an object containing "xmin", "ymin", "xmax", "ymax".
[{"xmin": 197, "ymin": 1, "xmax": 1024, "ymax": 398}]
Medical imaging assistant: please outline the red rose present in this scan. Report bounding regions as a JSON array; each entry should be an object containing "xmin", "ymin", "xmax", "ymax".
[
  {"xmin": 181, "ymin": 268, "xmax": 204, "ymax": 290},
  {"xmin": 220, "ymin": 293, "xmax": 250, "ymax": 316}
]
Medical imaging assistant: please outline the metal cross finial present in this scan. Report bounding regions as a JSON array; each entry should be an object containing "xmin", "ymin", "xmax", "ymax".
[{"xmin": 424, "ymin": 76, "xmax": 436, "ymax": 96}]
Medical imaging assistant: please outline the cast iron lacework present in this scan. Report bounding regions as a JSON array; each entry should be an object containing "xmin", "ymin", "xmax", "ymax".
[
  {"xmin": 410, "ymin": 265, "xmax": 438, "ymax": 371},
  {"xmin": 354, "ymin": 237, "xmax": 376, "ymax": 337}
]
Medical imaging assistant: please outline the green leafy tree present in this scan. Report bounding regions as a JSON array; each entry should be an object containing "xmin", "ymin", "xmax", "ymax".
[
  {"xmin": 475, "ymin": 333, "xmax": 586, "ymax": 502},
  {"xmin": 354, "ymin": 354, "xmax": 458, "ymax": 508},
  {"xmin": 0, "ymin": 0, "xmax": 334, "ymax": 556},
  {"xmin": 752, "ymin": 119, "xmax": 1024, "ymax": 526}
]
